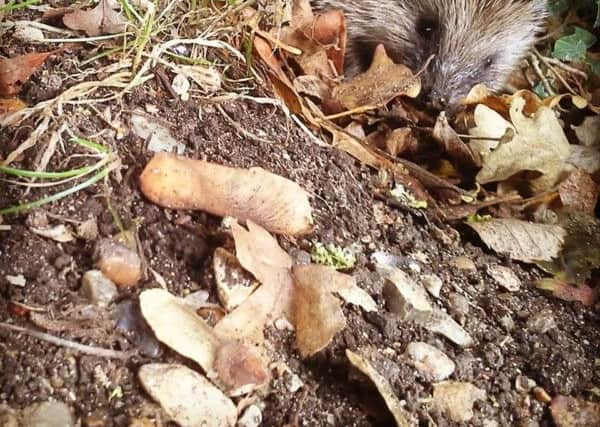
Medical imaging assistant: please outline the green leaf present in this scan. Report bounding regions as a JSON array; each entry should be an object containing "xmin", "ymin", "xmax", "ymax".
[{"xmin": 553, "ymin": 27, "xmax": 597, "ymax": 62}]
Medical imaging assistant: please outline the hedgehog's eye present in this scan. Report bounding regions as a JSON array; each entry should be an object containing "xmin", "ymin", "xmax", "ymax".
[
  {"xmin": 416, "ymin": 18, "xmax": 438, "ymax": 40},
  {"xmin": 483, "ymin": 56, "xmax": 495, "ymax": 69}
]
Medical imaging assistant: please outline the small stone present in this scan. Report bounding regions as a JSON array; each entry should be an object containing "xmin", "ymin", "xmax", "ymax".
[
  {"xmin": 550, "ymin": 395, "xmax": 600, "ymax": 427},
  {"xmin": 405, "ymin": 342, "xmax": 455, "ymax": 381},
  {"xmin": 432, "ymin": 381, "xmax": 486, "ymax": 423},
  {"xmin": 237, "ymin": 405, "xmax": 262, "ymax": 427},
  {"xmin": 286, "ymin": 372, "xmax": 304, "ymax": 393},
  {"xmin": 81, "ymin": 270, "xmax": 119, "ymax": 307},
  {"xmin": 380, "ymin": 267, "xmax": 432, "ymax": 319},
  {"xmin": 421, "ymin": 274, "xmax": 443, "ymax": 298},
  {"xmin": 274, "ymin": 317, "xmax": 295, "ymax": 331},
  {"xmin": 526, "ymin": 309, "xmax": 556, "ymax": 334},
  {"xmin": 452, "ymin": 256, "xmax": 477, "ymax": 272},
  {"xmin": 6, "ymin": 274, "xmax": 26, "ymax": 288},
  {"xmin": 77, "ymin": 218, "xmax": 99, "ymax": 240},
  {"xmin": 533, "ymin": 387, "xmax": 552, "ymax": 403},
  {"xmin": 94, "ymin": 239, "xmax": 142, "ymax": 287},
  {"xmin": 488, "ymin": 265, "xmax": 521, "ymax": 292},
  {"xmin": 448, "ymin": 292, "xmax": 470, "ymax": 319},
  {"xmin": 21, "ymin": 401, "xmax": 75, "ymax": 427},
  {"xmin": 515, "ymin": 375, "xmax": 536, "ymax": 393}
]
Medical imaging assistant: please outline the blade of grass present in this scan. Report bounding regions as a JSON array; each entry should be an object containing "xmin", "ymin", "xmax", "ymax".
[
  {"xmin": 0, "ymin": 0, "xmax": 40, "ymax": 13},
  {"xmin": 0, "ymin": 162, "xmax": 118, "ymax": 216}
]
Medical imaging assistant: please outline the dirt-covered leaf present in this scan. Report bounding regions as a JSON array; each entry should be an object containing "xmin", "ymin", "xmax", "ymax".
[
  {"xmin": 536, "ymin": 278, "xmax": 595, "ymax": 306},
  {"xmin": 139, "ymin": 153, "xmax": 314, "ymax": 236},
  {"xmin": 346, "ymin": 350, "xmax": 414, "ymax": 427},
  {"xmin": 332, "ymin": 44, "xmax": 421, "ymax": 110},
  {"xmin": 467, "ymin": 218, "xmax": 565, "ymax": 263},
  {"xmin": 63, "ymin": 0, "xmax": 127, "ymax": 36},
  {"xmin": 0, "ymin": 52, "xmax": 56, "ymax": 96},
  {"xmin": 139, "ymin": 289, "xmax": 220, "ymax": 372},
  {"xmin": 138, "ymin": 364, "xmax": 237, "ymax": 427}
]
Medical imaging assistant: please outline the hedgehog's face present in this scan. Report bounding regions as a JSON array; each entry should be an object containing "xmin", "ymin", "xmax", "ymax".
[{"xmin": 393, "ymin": 0, "xmax": 547, "ymax": 109}]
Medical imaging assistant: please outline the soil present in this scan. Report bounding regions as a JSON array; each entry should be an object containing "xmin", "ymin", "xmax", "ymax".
[{"xmin": 1, "ymin": 4, "xmax": 599, "ymax": 427}]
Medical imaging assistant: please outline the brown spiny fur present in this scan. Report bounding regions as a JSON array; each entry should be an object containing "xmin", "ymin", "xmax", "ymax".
[{"xmin": 312, "ymin": 0, "xmax": 547, "ymax": 106}]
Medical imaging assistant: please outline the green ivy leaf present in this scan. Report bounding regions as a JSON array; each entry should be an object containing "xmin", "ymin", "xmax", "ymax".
[{"xmin": 553, "ymin": 27, "xmax": 597, "ymax": 61}]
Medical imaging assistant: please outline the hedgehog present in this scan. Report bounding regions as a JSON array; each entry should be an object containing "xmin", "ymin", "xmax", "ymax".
[{"xmin": 311, "ymin": 0, "xmax": 547, "ymax": 108}]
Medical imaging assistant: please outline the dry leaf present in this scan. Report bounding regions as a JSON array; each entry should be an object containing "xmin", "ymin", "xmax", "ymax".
[
  {"xmin": 0, "ymin": 52, "xmax": 56, "ymax": 96},
  {"xmin": 138, "ymin": 364, "xmax": 237, "ymax": 427},
  {"xmin": 332, "ymin": 44, "xmax": 421, "ymax": 110},
  {"xmin": 293, "ymin": 265, "xmax": 347, "ymax": 358},
  {"xmin": 139, "ymin": 289, "xmax": 220, "ymax": 372},
  {"xmin": 214, "ymin": 221, "xmax": 293, "ymax": 346},
  {"xmin": 213, "ymin": 341, "xmax": 269, "ymax": 391},
  {"xmin": 63, "ymin": 0, "xmax": 127, "ymax": 36},
  {"xmin": 346, "ymin": 350, "xmax": 414, "ymax": 427},
  {"xmin": 475, "ymin": 97, "xmax": 571, "ymax": 193},
  {"xmin": 558, "ymin": 169, "xmax": 598, "ymax": 215},
  {"xmin": 468, "ymin": 218, "xmax": 565, "ymax": 263},
  {"xmin": 139, "ymin": 153, "xmax": 314, "ymax": 235}
]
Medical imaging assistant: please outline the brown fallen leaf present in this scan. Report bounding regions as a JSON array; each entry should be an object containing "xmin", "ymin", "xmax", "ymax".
[
  {"xmin": 346, "ymin": 349, "xmax": 414, "ymax": 427},
  {"xmin": 139, "ymin": 153, "xmax": 314, "ymax": 236},
  {"xmin": 332, "ymin": 44, "xmax": 421, "ymax": 110},
  {"xmin": 536, "ymin": 278, "xmax": 595, "ymax": 306},
  {"xmin": 558, "ymin": 169, "xmax": 598, "ymax": 215},
  {"xmin": 467, "ymin": 218, "xmax": 565, "ymax": 263},
  {"xmin": 293, "ymin": 265, "xmax": 349, "ymax": 358},
  {"xmin": 213, "ymin": 341, "xmax": 269, "ymax": 391},
  {"xmin": 214, "ymin": 221, "xmax": 294, "ymax": 347},
  {"xmin": 139, "ymin": 289, "xmax": 220, "ymax": 373},
  {"xmin": 0, "ymin": 52, "xmax": 56, "ymax": 96},
  {"xmin": 63, "ymin": 0, "xmax": 127, "ymax": 37},
  {"xmin": 432, "ymin": 112, "xmax": 481, "ymax": 172}
]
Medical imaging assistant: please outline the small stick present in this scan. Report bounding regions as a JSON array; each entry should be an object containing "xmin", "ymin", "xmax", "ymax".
[{"xmin": 0, "ymin": 322, "xmax": 133, "ymax": 360}]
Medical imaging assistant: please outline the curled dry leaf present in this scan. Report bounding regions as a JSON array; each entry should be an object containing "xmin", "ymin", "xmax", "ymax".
[
  {"xmin": 138, "ymin": 364, "xmax": 237, "ymax": 427},
  {"xmin": 139, "ymin": 289, "xmax": 220, "ymax": 372},
  {"xmin": 332, "ymin": 44, "xmax": 421, "ymax": 110},
  {"xmin": 214, "ymin": 221, "xmax": 293, "ymax": 346},
  {"xmin": 346, "ymin": 350, "xmax": 414, "ymax": 427},
  {"xmin": 139, "ymin": 153, "xmax": 314, "ymax": 236},
  {"xmin": 213, "ymin": 247, "xmax": 259, "ymax": 312},
  {"xmin": 467, "ymin": 218, "xmax": 565, "ymax": 263},
  {"xmin": 63, "ymin": 0, "xmax": 127, "ymax": 37},
  {"xmin": 30, "ymin": 224, "xmax": 74, "ymax": 243},
  {"xmin": 0, "ymin": 52, "xmax": 56, "ymax": 96}
]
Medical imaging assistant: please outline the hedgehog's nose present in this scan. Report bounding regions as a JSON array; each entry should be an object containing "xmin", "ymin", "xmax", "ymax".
[{"xmin": 428, "ymin": 88, "xmax": 448, "ymax": 110}]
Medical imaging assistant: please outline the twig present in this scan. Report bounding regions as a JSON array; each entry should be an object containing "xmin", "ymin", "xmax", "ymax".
[{"xmin": 0, "ymin": 322, "xmax": 133, "ymax": 360}]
